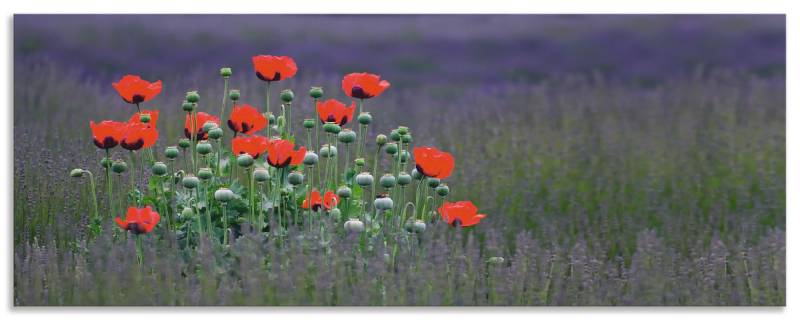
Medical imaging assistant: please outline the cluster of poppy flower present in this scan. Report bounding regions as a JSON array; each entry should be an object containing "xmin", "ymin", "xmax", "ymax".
[{"xmin": 86, "ymin": 54, "xmax": 486, "ymax": 237}]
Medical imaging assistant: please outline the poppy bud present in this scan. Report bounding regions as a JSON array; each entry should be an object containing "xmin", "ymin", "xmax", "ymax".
[
  {"xmin": 253, "ymin": 168, "xmax": 270, "ymax": 182},
  {"xmin": 101, "ymin": 157, "xmax": 112, "ymax": 169},
  {"xmin": 355, "ymin": 172, "xmax": 374, "ymax": 187},
  {"xmin": 376, "ymin": 134, "xmax": 387, "ymax": 146},
  {"xmin": 338, "ymin": 129, "xmax": 356, "ymax": 144},
  {"xmin": 330, "ymin": 207, "xmax": 341, "ymax": 221},
  {"xmin": 197, "ymin": 167, "xmax": 213, "ymax": 180},
  {"xmin": 267, "ymin": 112, "xmax": 276, "ymax": 125},
  {"xmin": 288, "ymin": 171, "xmax": 304, "ymax": 186},
  {"xmin": 427, "ymin": 178, "xmax": 441, "ymax": 188},
  {"xmin": 389, "ymin": 130, "xmax": 401, "ymax": 142},
  {"xmin": 303, "ymin": 151, "xmax": 319, "ymax": 166},
  {"xmin": 411, "ymin": 168, "xmax": 423, "ymax": 180},
  {"xmin": 181, "ymin": 206, "xmax": 194, "ymax": 218},
  {"xmin": 208, "ymin": 127, "xmax": 223, "ymax": 140},
  {"xmin": 385, "ymin": 142, "xmax": 398, "ymax": 155},
  {"xmin": 214, "ymin": 187, "xmax": 235, "ymax": 202},
  {"xmin": 152, "ymin": 162, "xmax": 168, "ymax": 176},
  {"xmin": 229, "ymin": 89, "xmax": 241, "ymax": 101},
  {"xmin": 487, "ymin": 257, "xmax": 505, "ymax": 266},
  {"xmin": 397, "ymin": 126, "xmax": 409, "ymax": 135},
  {"xmin": 380, "ymin": 174, "xmax": 396, "ymax": 189},
  {"xmin": 182, "ymin": 175, "xmax": 200, "ymax": 189},
  {"xmin": 303, "ymin": 118, "xmax": 315, "ymax": 129},
  {"xmin": 320, "ymin": 145, "xmax": 337, "ymax": 158},
  {"xmin": 374, "ymin": 195, "xmax": 393, "ymax": 210},
  {"xmin": 357, "ymin": 112, "xmax": 372, "ymax": 125},
  {"xmin": 404, "ymin": 219, "xmax": 426, "ymax": 233},
  {"xmin": 178, "ymin": 138, "xmax": 191, "ymax": 149},
  {"xmin": 309, "ymin": 86, "xmax": 324, "ymax": 99},
  {"xmin": 344, "ymin": 218, "xmax": 365, "ymax": 233},
  {"xmin": 70, "ymin": 168, "xmax": 84, "ymax": 178},
  {"xmin": 112, "ymin": 160, "xmax": 128, "ymax": 174},
  {"xmin": 323, "ymin": 122, "xmax": 341, "ymax": 134},
  {"xmin": 220, "ymin": 67, "xmax": 232, "ymax": 78},
  {"xmin": 397, "ymin": 172, "xmax": 412, "ymax": 186},
  {"xmin": 182, "ymin": 101, "xmax": 195, "ymax": 112},
  {"xmin": 400, "ymin": 150, "xmax": 410, "ymax": 163},
  {"xmin": 435, "ymin": 184, "xmax": 450, "ymax": 197},
  {"xmin": 337, "ymin": 186, "xmax": 352, "ymax": 199},
  {"xmin": 237, "ymin": 154, "xmax": 254, "ymax": 167},
  {"xmin": 401, "ymin": 134, "xmax": 412, "ymax": 144},
  {"xmin": 165, "ymin": 146, "xmax": 179, "ymax": 159},
  {"xmin": 196, "ymin": 141, "xmax": 213, "ymax": 155},
  {"xmin": 280, "ymin": 89, "xmax": 294, "ymax": 103},
  {"xmin": 139, "ymin": 113, "xmax": 151, "ymax": 123},
  {"xmin": 186, "ymin": 91, "xmax": 200, "ymax": 103},
  {"xmin": 354, "ymin": 158, "xmax": 365, "ymax": 167},
  {"xmin": 276, "ymin": 116, "xmax": 286, "ymax": 128}
]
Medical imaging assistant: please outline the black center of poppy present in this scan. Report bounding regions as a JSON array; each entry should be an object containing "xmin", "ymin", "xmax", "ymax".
[
  {"xmin": 350, "ymin": 86, "xmax": 368, "ymax": 99},
  {"xmin": 121, "ymin": 139, "xmax": 144, "ymax": 151},
  {"xmin": 131, "ymin": 94, "xmax": 145, "ymax": 104},
  {"xmin": 451, "ymin": 218, "xmax": 462, "ymax": 227},
  {"xmin": 94, "ymin": 136, "xmax": 118, "ymax": 149}
]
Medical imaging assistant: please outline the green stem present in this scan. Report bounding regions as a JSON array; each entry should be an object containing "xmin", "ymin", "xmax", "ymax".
[
  {"xmin": 265, "ymin": 82, "xmax": 272, "ymax": 133},
  {"xmin": 105, "ymin": 149, "xmax": 113, "ymax": 218},
  {"xmin": 85, "ymin": 171, "xmax": 99, "ymax": 221},
  {"xmin": 129, "ymin": 150, "xmax": 137, "ymax": 206},
  {"xmin": 222, "ymin": 203, "xmax": 229, "ymax": 245},
  {"xmin": 220, "ymin": 78, "xmax": 229, "ymax": 123}
]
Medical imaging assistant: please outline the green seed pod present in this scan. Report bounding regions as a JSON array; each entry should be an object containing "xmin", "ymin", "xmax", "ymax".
[
  {"xmin": 380, "ymin": 174, "xmax": 396, "ymax": 189},
  {"xmin": 100, "ymin": 157, "xmax": 112, "ymax": 168},
  {"xmin": 139, "ymin": 113, "xmax": 151, "ymax": 123},
  {"xmin": 196, "ymin": 141, "xmax": 213, "ymax": 155},
  {"xmin": 202, "ymin": 121, "xmax": 218, "ymax": 133},
  {"xmin": 400, "ymin": 150, "xmax": 410, "ymax": 163},
  {"xmin": 389, "ymin": 130, "xmax": 401, "ymax": 142},
  {"xmin": 320, "ymin": 145, "xmax": 337, "ymax": 158},
  {"xmin": 337, "ymin": 186, "xmax": 352, "ymax": 199},
  {"xmin": 70, "ymin": 168, "xmax": 84, "ymax": 178},
  {"xmin": 397, "ymin": 126, "xmax": 409, "ymax": 135},
  {"xmin": 229, "ymin": 89, "xmax": 241, "ymax": 101},
  {"xmin": 397, "ymin": 172, "xmax": 412, "ymax": 186},
  {"xmin": 178, "ymin": 139, "xmax": 191, "ymax": 149},
  {"xmin": 182, "ymin": 175, "xmax": 200, "ymax": 189},
  {"xmin": 309, "ymin": 86, "xmax": 324, "ymax": 99},
  {"xmin": 323, "ymin": 122, "xmax": 341, "ymax": 134},
  {"xmin": 237, "ymin": 154, "xmax": 254, "ymax": 167},
  {"xmin": 280, "ymin": 89, "xmax": 294, "ymax": 103},
  {"xmin": 152, "ymin": 162, "xmax": 168, "ymax": 176},
  {"xmin": 329, "ymin": 207, "xmax": 341, "ymax": 221},
  {"xmin": 436, "ymin": 184, "xmax": 450, "ymax": 197},
  {"xmin": 303, "ymin": 151, "xmax": 319, "ymax": 166},
  {"xmin": 376, "ymin": 134, "xmax": 387, "ymax": 146},
  {"xmin": 182, "ymin": 101, "xmax": 195, "ymax": 112},
  {"xmin": 374, "ymin": 196, "xmax": 394, "ymax": 210},
  {"xmin": 401, "ymin": 134, "xmax": 412, "ymax": 144},
  {"xmin": 427, "ymin": 178, "xmax": 441, "ymax": 188},
  {"xmin": 344, "ymin": 218, "xmax": 365, "ymax": 233},
  {"xmin": 267, "ymin": 113, "xmax": 276, "ymax": 125},
  {"xmin": 208, "ymin": 127, "xmax": 224, "ymax": 140},
  {"xmin": 411, "ymin": 168, "xmax": 423, "ymax": 180},
  {"xmin": 112, "ymin": 160, "xmax": 128, "ymax": 174},
  {"xmin": 181, "ymin": 206, "xmax": 194, "ymax": 218},
  {"xmin": 215, "ymin": 187, "xmax": 235, "ymax": 202},
  {"xmin": 303, "ymin": 118, "xmax": 315, "ymax": 129},
  {"xmin": 385, "ymin": 142, "xmax": 398, "ymax": 155},
  {"xmin": 165, "ymin": 146, "xmax": 180, "ymax": 159},
  {"xmin": 354, "ymin": 158, "xmax": 366, "ymax": 167},
  {"xmin": 487, "ymin": 257, "xmax": 505, "ymax": 266},
  {"xmin": 338, "ymin": 129, "xmax": 356, "ymax": 144},
  {"xmin": 186, "ymin": 91, "xmax": 200, "ymax": 103},
  {"xmin": 288, "ymin": 171, "xmax": 304, "ymax": 186},
  {"xmin": 197, "ymin": 167, "xmax": 213, "ymax": 180},
  {"xmin": 220, "ymin": 67, "xmax": 232, "ymax": 78},
  {"xmin": 355, "ymin": 172, "xmax": 374, "ymax": 187},
  {"xmin": 405, "ymin": 219, "xmax": 426, "ymax": 233},
  {"xmin": 357, "ymin": 112, "xmax": 372, "ymax": 125},
  {"xmin": 253, "ymin": 168, "xmax": 270, "ymax": 182}
]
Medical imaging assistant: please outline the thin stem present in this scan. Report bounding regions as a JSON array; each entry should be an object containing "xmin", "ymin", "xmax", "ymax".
[
  {"xmin": 105, "ymin": 149, "xmax": 113, "ymax": 218},
  {"xmin": 85, "ymin": 171, "xmax": 99, "ymax": 221}
]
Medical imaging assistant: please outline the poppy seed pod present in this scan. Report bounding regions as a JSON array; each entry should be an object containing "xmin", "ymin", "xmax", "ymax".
[
  {"xmin": 338, "ymin": 129, "xmax": 356, "ymax": 144},
  {"xmin": 380, "ymin": 174, "xmax": 397, "ymax": 189},
  {"xmin": 196, "ymin": 141, "xmax": 213, "ymax": 155},
  {"xmin": 182, "ymin": 101, "xmax": 195, "ymax": 112},
  {"xmin": 208, "ymin": 127, "xmax": 223, "ymax": 140},
  {"xmin": 397, "ymin": 172, "xmax": 412, "ymax": 186},
  {"xmin": 253, "ymin": 168, "xmax": 270, "ymax": 182},
  {"xmin": 280, "ymin": 89, "xmax": 294, "ymax": 103},
  {"xmin": 320, "ymin": 145, "xmax": 337, "ymax": 158},
  {"xmin": 355, "ymin": 172, "xmax": 374, "ymax": 187},
  {"xmin": 152, "ymin": 162, "xmax": 168, "ymax": 176},
  {"xmin": 186, "ymin": 91, "xmax": 200, "ymax": 103},
  {"xmin": 229, "ymin": 89, "xmax": 241, "ymax": 101},
  {"xmin": 220, "ymin": 67, "xmax": 232, "ymax": 78},
  {"xmin": 100, "ymin": 157, "xmax": 113, "ymax": 168},
  {"xmin": 309, "ymin": 86, "xmax": 324, "ymax": 99},
  {"xmin": 197, "ymin": 168, "xmax": 213, "ymax": 180},
  {"xmin": 385, "ymin": 142, "xmax": 398, "ymax": 155},
  {"xmin": 182, "ymin": 175, "xmax": 199, "ymax": 189},
  {"xmin": 181, "ymin": 206, "xmax": 194, "ymax": 218},
  {"xmin": 112, "ymin": 160, "xmax": 128, "ymax": 174},
  {"xmin": 323, "ymin": 122, "xmax": 341, "ymax": 134},
  {"xmin": 411, "ymin": 168, "xmax": 423, "ymax": 180},
  {"xmin": 427, "ymin": 177, "xmax": 441, "ymax": 188},
  {"xmin": 376, "ymin": 134, "xmax": 387, "ymax": 146},
  {"xmin": 303, "ymin": 118, "xmax": 315, "ymax": 129},
  {"xmin": 389, "ymin": 130, "xmax": 401, "ymax": 142},
  {"xmin": 374, "ymin": 196, "xmax": 394, "ymax": 210},
  {"xmin": 237, "ymin": 154, "xmax": 254, "ymax": 167},
  {"xmin": 329, "ymin": 207, "xmax": 341, "ymax": 221},
  {"xmin": 202, "ymin": 121, "xmax": 218, "ymax": 133},
  {"xmin": 337, "ymin": 186, "xmax": 352, "ymax": 199},
  {"xmin": 214, "ymin": 188, "xmax": 235, "ymax": 202},
  {"xmin": 354, "ymin": 158, "xmax": 366, "ymax": 167},
  {"xmin": 404, "ymin": 219, "xmax": 426, "ymax": 233},
  {"xmin": 436, "ymin": 184, "xmax": 450, "ymax": 197},
  {"xmin": 267, "ymin": 113, "xmax": 276, "ymax": 125},
  {"xmin": 400, "ymin": 150, "xmax": 410, "ymax": 163},
  {"xmin": 139, "ymin": 113, "xmax": 151, "ymax": 123},
  {"xmin": 288, "ymin": 171, "xmax": 304, "ymax": 186},
  {"xmin": 165, "ymin": 146, "xmax": 180, "ymax": 159},
  {"xmin": 70, "ymin": 168, "xmax": 84, "ymax": 178},
  {"xmin": 178, "ymin": 138, "xmax": 191, "ymax": 149},
  {"xmin": 401, "ymin": 134, "xmax": 412, "ymax": 144},
  {"xmin": 357, "ymin": 112, "xmax": 372, "ymax": 125},
  {"xmin": 344, "ymin": 218, "xmax": 365, "ymax": 233},
  {"xmin": 397, "ymin": 126, "xmax": 409, "ymax": 135},
  {"xmin": 303, "ymin": 151, "xmax": 319, "ymax": 166}
]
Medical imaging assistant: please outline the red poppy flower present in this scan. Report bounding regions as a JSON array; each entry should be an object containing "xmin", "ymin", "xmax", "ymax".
[
  {"xmin": 316, "ymin": 99, "xmax": 356, "ymax": 126},
  {"xmin": 252, "ymin": 55, "xmax": 297, "ymax": 82},
  {"xmin": 90, "ymin": 120, "xmax": 127, "ymax": 149},
  {"xmin": 121, "ymin": 123, "xmax": 159, "ymax": 151},
  {"xmin": 184, "ymin": 112, "xmax": 221, "ymax": 140},
  {"xmin": 413, "ymin": 146, "xmax": 455, "ymax": 179},
  {"xmin": 128, "ymin": 109, "xmax": 160, "ymax": 128},
  {"xmin": 342, "ymin": 72, "xmax": 390, "ymax": 99},
  {"xmin": 265, "ymin": 139, "xmax": 306, "ymax": 168},
  {"xmin": 228, "ymin": 104, "xmax": 267, "ymax": 135},
  {"xmin": 438, "ymin": 201, "xmax": 486, "ymax": 227},
  {"xmin": 112, "ymin": 75, "xmax": 162, "ymax": 104},
  {"xmin": 116, "ymin": 206, "xmax": 161, "ymax": 234},
  {"xmin": 302, "ymin": 190, "xmax": 339, "ymax": 211},
  {"xmin": 232, "ymin": 135, "xmax": 270, "ymax": 159}
]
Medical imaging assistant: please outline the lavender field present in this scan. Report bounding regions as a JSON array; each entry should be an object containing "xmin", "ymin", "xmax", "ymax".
[{"xmin": 13, "ymin": 15, "xmax": 785, "ymax": 306}]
